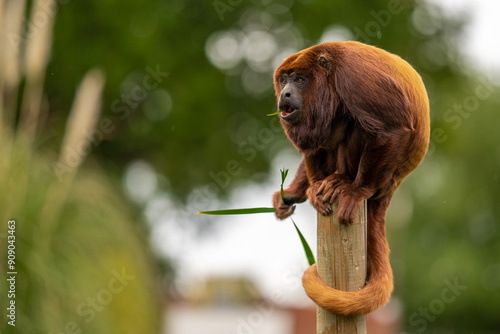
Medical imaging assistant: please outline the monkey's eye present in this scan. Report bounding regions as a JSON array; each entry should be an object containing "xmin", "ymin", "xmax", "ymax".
[
  {"xmin": 295, "ymin": 77, "xmax": 306, "ymax": 86},
  {"xmin": 280, "ymin": 78, "xmax": 287, "ymax": 86}
]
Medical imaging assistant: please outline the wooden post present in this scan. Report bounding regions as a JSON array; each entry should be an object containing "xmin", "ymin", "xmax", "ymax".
[{"xmin": 316, "ymin": 201, "xmax": 367, "ymax": 334}]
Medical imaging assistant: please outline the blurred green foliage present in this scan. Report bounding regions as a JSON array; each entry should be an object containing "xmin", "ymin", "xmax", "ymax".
[
  {"xmin": 1, "ymin": 0, "xmax": 162, "ymax": 332},
  {"xmin": 1, "ymin": 0, "xmax": 499, "ymax": 333},
  {"xmin": 0, "ymin": 135, "xmax": 160, "ymax": 334}
]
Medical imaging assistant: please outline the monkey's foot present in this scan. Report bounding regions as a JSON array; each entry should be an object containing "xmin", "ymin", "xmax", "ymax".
[{"xmin": 336, "ymin": 186, "xmax": 370, "ymax": 225}]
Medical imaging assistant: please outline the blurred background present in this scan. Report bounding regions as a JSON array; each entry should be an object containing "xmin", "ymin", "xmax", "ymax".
[{"xmin": 0, "ymin": 0, "xmax": 499, "ymax": 333}]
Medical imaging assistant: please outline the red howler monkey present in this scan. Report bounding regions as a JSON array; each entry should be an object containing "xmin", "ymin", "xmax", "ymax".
[{"xmin": 272, "ymin": 41, "xmax": 430, "ymax": 316}]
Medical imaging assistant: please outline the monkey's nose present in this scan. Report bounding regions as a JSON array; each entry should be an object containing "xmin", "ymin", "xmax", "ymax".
[{"xmin": 281, "ymin": 91, "xmax": 291, "ymax": 101}]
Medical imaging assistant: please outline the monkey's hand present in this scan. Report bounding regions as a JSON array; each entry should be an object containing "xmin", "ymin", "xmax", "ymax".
[
  {"xmin": 316, "ymin": 173, "xmax": 352, "ymax": 203},
  {"xmin": 314, "ymin": 174, "xmax": 366, "ymax": 225},
  {"xmin": 273, "ymin": 190, "xmax": 301, "ymax": 220},
  {"xmin": 306, "ymin": 181, "xmax": 334, "ymax": 216}
]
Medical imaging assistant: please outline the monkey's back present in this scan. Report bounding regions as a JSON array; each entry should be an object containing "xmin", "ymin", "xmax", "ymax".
[{"xmin": 313, "ymin": 41, "xmax": 431, "ymax": 179}]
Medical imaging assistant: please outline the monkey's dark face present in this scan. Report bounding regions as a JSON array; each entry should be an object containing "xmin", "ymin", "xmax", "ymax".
[
  {"xmin": 278, "ymin": 72, "xmax": 307, "ymax": 124},
  {"xmin": 273, "ymin": 51, "xmax": 337, "ymax": 151}
]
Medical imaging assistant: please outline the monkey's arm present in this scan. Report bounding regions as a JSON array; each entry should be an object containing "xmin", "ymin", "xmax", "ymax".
[
  {"xmin": 273, "ymin": 158, "xmax": 309, "ymax": 219},
  {"xmin": 303, "ymin": 150, "xmax": 339, "ymax": 217}
]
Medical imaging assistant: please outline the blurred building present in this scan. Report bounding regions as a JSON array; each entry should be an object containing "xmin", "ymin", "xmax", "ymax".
[
  {"xmin": 164, "ymin": 276, "xmax": 401, "ymax": 334},
  {"xmin": 164, "ymin": 276, "xmax": 314, "ymax": 334}
]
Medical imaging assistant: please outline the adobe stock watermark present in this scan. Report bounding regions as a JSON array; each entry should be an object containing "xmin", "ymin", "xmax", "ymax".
[
  {"xmin": 213, "ymin": 0, "xmax": 243, "ymax": 21},
  {"xmin": 409, "ymin": 277, "xmax": 467, "ymax": 333},
  {"xmin": 8, "ymin": 0, "xmax": 71, "ymax": 54},
  {"xmin": 52, "ymin": 64, "xmax": 169, "ymax": 181},
  {"xmin": 389, "ymin": 75, "xmax": 495, "ymax": 183},
  {"xmin": 431, "ymin": 76, "xmax": 494, "ymax": 147},
  {"xmin": 353, "ymin": 0, "xmax": 404, "ymax": 44},
  {"xmin": 48, "ymin": 268, "xmax": 135, "ymax": 334}
]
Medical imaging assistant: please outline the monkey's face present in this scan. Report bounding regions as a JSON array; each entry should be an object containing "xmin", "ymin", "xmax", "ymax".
[
  {"xmin": 277, "ymin": 72, "xmax": 306, "ymax": 124},
  {"xmin": 273, "ymin": 49, "xmax": 337, "ymax": 151}
]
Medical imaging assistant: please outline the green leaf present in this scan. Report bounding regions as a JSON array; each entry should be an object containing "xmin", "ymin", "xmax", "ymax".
[
  {"xmin": 292, "ymin": 219, "xmax": 316, "ymax": 265},
  {"xmin": 280, "ymin": 168, "xmax": 289, "ymax": 205},
  {"xmin": 280, "ymin": 168, "xmax": 288, "ymax": 181},
  {"xmin": 197, "ymin": 207, "xmax": 276, "ymax": 215},
  {"xmin": 267, "ymin": 110, "xmax": 281, "ymax": 116}
]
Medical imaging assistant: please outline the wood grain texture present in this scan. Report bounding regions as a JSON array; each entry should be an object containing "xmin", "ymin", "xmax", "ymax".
[{"xmin": 317, "ymin": 201, "xmax": 367, "ymax": 334}]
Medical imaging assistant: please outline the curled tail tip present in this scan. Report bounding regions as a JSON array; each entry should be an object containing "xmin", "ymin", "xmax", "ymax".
[{"xmin": 301, "ymin": 264, "xmax": 393, "ymax": 316}]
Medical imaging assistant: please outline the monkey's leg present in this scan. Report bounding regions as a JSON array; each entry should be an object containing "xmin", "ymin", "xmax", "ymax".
[{"xmin": 336, "ymin": 130, "xmax": 412, "ymax": 224}]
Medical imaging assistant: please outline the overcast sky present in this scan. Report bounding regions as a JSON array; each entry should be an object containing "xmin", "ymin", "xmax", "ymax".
[{"xmin": 434, "ymin": 0, "xmax": 500, "ymax": 76}]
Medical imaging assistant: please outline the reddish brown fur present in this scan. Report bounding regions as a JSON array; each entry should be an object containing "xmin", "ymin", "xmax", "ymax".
[{"xmin": 272, "ymin": 41, "xmax": 430, "ymax": 316}]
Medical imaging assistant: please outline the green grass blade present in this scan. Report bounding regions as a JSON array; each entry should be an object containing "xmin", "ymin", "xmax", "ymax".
[
  {"xmin": 292, "ymin": 219, "xmax": 316, "ymax": 265},
  {"xmin": 280, "ymin": 168, "xmax": 289, "ymax": 204},
  {"xmin": 198, "ymin": 207, "xmax": 276, "ymax": 215},
  {"xmin": 267, "ymin": 110, "xmax": 281, "ymax": 116},
  {"xmin": 280, "ymin": 168, "xmax": 288, "ymax": 184}
]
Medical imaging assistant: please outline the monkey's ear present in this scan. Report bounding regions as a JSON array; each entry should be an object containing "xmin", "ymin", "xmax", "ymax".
[{"xmin": 317, "ymin": 55, "xmax": 333, "ymax": 73}]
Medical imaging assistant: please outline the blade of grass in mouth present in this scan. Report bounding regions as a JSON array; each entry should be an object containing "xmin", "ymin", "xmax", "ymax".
[{"xmin": 267, "ymin": 110, "xmax": 281, "ymax": 116}]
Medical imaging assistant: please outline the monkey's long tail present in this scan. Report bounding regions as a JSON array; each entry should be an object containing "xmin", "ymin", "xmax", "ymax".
[{"xmin": 302, "ymin": 198, "xmax": 393, "ymax": 316}]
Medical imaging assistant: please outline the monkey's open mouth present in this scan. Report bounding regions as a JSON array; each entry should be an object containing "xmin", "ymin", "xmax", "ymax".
[
  {"xmin": 281, "ymin": 105, "xmax": 296, "ymax": 116},
  {"xmin": 280, "ymin": 105, "xmax": 301, "ymax": 123}
]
